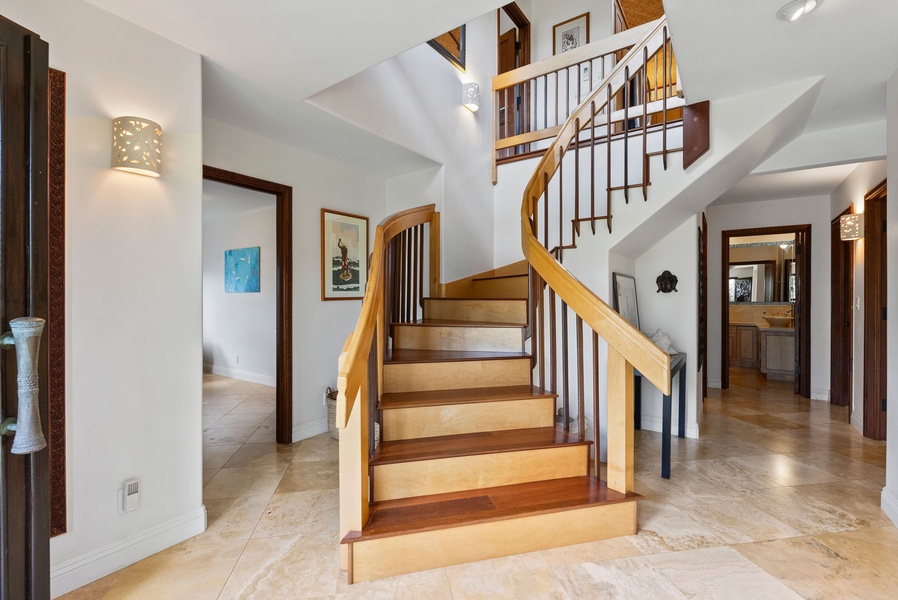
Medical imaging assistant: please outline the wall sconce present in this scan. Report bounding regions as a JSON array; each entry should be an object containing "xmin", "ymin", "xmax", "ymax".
[
  {"xmin": 840, "ymin": 213, "xmax": 864, "ymax": 241},
  {"xmin": 462, "ymin": 82, "xmax": 480, "ymax": 112},
  {"xmin": 111, "ymin": 116, "xmax": 163, "ymax": 177}
]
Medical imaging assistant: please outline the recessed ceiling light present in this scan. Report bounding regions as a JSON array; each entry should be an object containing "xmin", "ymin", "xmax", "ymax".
[{"xmin": 777, "ymin": 0, "xmax": 819, "ymax": 22}]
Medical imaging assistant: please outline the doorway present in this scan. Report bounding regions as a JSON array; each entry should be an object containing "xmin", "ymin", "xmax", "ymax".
[
  {"xmin": 721, "ymin": 225, "xmax": 812, "ymax": 397},
  {"xmin": 202, "ymin": 166, "xmax": 293, "ymax": 444},
  {"xmin": 830, "ymin": 208, "xmax": 853, "ymax": 408},
  {"xmin": 497, "ymin": 3, "xmax": 531, "ymax": 159}
]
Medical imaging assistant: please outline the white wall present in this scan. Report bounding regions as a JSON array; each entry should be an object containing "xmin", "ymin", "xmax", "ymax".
[
  {"xmin": 829, "ymin": 160, "xmax": 887, "ymax": 433},
  {"xmin": 2, "ymin": 0, "xmax": 205, "ymax": 596},
  {"xmin": 634, "ymin": 216, "xmax": 701, "ymax": 438},
  {"xmin": 203, "ymin": 205, "xmax": 277, "ymax": 386},
  {"xmin": 707, "ymin": 196, "xmax": 832, "ymax": 400},
  {"xmin": 203, "ymin": 117, "xmax": 387, "ymax": 442},
  {"xmin": 883, "ymin": 67, "xmax": 898, "ymax": 527},
  {"xmin": 308, "ymin": 13, "xmax": 497, "ymax": 282}
]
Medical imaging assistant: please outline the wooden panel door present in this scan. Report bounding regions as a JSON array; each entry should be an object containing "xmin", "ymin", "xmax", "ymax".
[
  {"xmin": 864, "ymin": 186, "xmax": 887, "ymax": 440},
  {"xmin": 0, "ymin": 14, "xmax": 51, "ymax": 600},
  {"xmin": 830, "ymin": 212, "xmax": 852, "ymax": 407}
]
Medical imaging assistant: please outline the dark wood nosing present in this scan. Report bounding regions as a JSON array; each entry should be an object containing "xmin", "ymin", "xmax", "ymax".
[
  {"xmin": 341, "ymin": 476, "xmax": 640, "ymax": 543},
  {"xmin": 472, "ymin": 273, "xmax": 529, "ymax": 282},
  {"xmin": 394, "ymin": 319, "xmax": 524, "ymax": 329},
  {"xmin": 424, "ymin": 297, "xmax": 528, "ymax": 303}
]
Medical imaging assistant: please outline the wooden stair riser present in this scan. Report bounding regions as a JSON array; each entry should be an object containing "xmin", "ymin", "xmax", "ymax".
[
  {"xmin": 372, "ymin": 445, "xmax": 589, "ymax": 501},
  {"xmin": 382, "ymin": 397, "xmax": 555, "ymax": 441},
  {"xmin": 348, "ymin": 500, "xmax": 637, "ymax": 582},
  {"xmin": 423, "ymin": 298, "xmax": 527, "ymax": 325},
  {"xmin": 383, "ymin": 358, "xmax": 531, "ymax": 393},
  {"xmin": 471, "ymin": 275, "xmax": 529, "ymax": 299},
  {"xmin": 393, "ymin": 324, "xmax": 523, "ymax": 353}
]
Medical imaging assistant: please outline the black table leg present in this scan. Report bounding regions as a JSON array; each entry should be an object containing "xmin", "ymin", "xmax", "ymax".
[
  {"xmin": 678, "ymin": 360, "xmax": 686, "ymax": 439},
  {"xmin": 661, "ymin": 391, "xmax": 671, "ymax": 479},
  {"xmin": 634, "ymin": 373, "xmax": 642, "ymax": 430}
]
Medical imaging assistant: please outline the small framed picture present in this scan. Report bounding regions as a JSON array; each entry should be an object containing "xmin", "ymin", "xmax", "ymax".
[
  {"xmin": 321, "ymin": 209, "xmax": 369, "ymax": 301},
  {"xmin": 612, "ymin": 272, "xmax": 640, "ymax": 330},
  {"xmin": 553, "ymin": 12, "xmax": 590, "ymax": 55}
]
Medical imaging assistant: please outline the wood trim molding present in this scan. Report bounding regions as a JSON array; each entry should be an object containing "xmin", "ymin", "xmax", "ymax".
[
  {"xmin": 202, "ymin": 166, "xmax": 294, "ymax": 444},
  {"xmin": 48, "ymin": 67, "xmax": 66, "ymax": 537}
]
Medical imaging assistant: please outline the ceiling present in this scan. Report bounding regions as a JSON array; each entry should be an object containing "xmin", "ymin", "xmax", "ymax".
[
  {"xmin": 712, "ymin": 163, "xmax": 859, "ymax": 205},
  {"xmin": 83, "ymin": 0, "xmax": 896, "ymax": 199}
]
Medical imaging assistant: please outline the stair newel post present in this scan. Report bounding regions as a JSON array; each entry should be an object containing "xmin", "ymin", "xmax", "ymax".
[
  {"xmin": 606, "ymin": 347, "xmax": 635, "ymax": 494},
  {"xmin": 338, "ymin": 343, "xmax": 370, "ymax": 573}
]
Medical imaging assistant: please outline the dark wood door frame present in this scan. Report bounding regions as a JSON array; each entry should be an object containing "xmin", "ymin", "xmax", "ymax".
[
  {"xmin": 202, "ymin": 166, "xmax": 293, "ymax": 444},
  {"xmin": 830, "ymin": 207, "xmax": 853, "ymax": 408},
  {"xmin": 0, "ymin": 15, "xmax": 50, "ymax": 599},
  {"xmin": 863, "ymin": 181, "xmax": 887, "ymax": 440},
  {"xmin": 721, "ymin": 224, "xmax": 812, "ymax": 397}
]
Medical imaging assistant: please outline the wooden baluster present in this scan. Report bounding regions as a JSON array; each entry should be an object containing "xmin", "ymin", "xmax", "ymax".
[
  {"xmin": 400, "ymin": 231, "xmax": 407, "ymax": 323},
  {"xmin": 623, "ymin": 65, "xmax": 630, "ymax": 204},
  {"xmin": 543, "ymin": 75, "xmax": 548, "ymax": 131},
  {"xmin": 561, "ymin": 301, "xmax": 570, "ymax": 432},
  {"xmin": 662, "ymin": 27, "xmax": 668, "ymax": 170},
  {"xmin": 592, "ymin": 330, "xmax": 600, "ymax": 477},
  {"xmin": 368, "ymin": 333, "xmax": 378, "ymax": 458},
  {"xmin": 606, "ymin": 347, "xmax": 634, "ymax": 493},
  {"xmin": 543, "ymin": 172, "xmax": 549, "ymax": 250},
  {"xmin": 538, "ymin": 272, "xmax": 545, "ymax": 391},
  {"xmin": 558, "ymin": 146, "xmax": 564, "ymax": 261},
  {"xmin": 418, "ymin": 224, "xmax": 424, "ymax": 312},
  {"xmin": 590, "ymin": 101, "xmax": 596, "ymax": 234},
  {"xmin": 576, "ymin": 315, "xmax": 584, "ymax": 438},
  {"xmin": 549, "ymin": 288, "xmax": 557, "ymax": 394},
  {"xmin": 642, "ymin": 47, "xmax": 649, "ymax": 202},
  {"xmin": 410, "ymin": 226, "xmax": 418, "ymax": 322},
  {"xmin": 606, "ymin": 83, "xmax": 613, "ymax": 234},
  {"xmin": 574, "ymin": 117, "xmax": 580, "ymax": 235},
  {"xmin": 406, "ymin": 229, "xmax": 413, "ymax": 322}
]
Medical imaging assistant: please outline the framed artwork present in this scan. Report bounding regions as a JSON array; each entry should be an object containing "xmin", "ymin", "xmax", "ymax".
[
  {"xmin": 224, "ymin": 246, "xmax": 260, "ymax": 293},
  {"xmin": 321, "ymin": 209, "xmax": 368, "ymax": 300},
  {"xmin": 428, "ymin": 25, "xmax": 466, "ymax": 71},
  {"xmin": 612, "ymin": 272, "xmax": 640, "ymax": 330},
  {"xmin": 553, "ymin": 13, "xmax": 589, "ymax": 55},
  {"xmin": 729, "ymin": 277, "xmax": 753, "ymax": 303}
]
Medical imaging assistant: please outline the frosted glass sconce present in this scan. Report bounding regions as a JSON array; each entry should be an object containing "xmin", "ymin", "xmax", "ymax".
[
  {"xmin": 463, "ymin": 82, "xmax": 480, "ymax": 112},
  {"xmin": 839, "ymin": 213, "xmax": 863, "ymax": 241},
  {"xmin": 111, "ymin": 116, "xmax": 163, "ymax": 177}
]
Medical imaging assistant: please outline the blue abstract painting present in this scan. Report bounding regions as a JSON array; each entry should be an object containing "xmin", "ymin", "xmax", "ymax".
[{"xmin": 224, "ymin": 247, "xmax": 260, "ymax": 293}]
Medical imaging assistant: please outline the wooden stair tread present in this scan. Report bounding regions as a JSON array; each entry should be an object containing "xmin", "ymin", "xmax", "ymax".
[
  {"xmin": 380, "ymin": 385, "xmax": 555, "ymax": 410},
  {"xmin": 345, "ymin": 477, "xmax": 639, "ymax": 542},
  {"xmin": 371, "ymin": 426, "xmax": 588, "ymax": 465},
  {"xmin": 425, "ymin": 297, "xmax": 527, "ymax": 302},
  {"xmin": 386, "ymin": 349, "xmax": 529, "ymax": 364},
  {"xmin": 396, "ymin": 319, "xmax": 523, "ymax": 328}
]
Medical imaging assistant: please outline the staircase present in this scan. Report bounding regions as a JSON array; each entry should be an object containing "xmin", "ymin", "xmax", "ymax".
[{"xmin": 341, "ymin": 268, "xmax": 640, "ymax": 583}]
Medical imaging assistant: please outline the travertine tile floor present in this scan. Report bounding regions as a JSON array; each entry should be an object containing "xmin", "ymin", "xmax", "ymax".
[{"xmin": 62, "ymin": 368, "xmax": 897, "ymax": 599}]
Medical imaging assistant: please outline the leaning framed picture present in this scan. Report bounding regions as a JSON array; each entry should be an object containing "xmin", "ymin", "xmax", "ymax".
[
  {"xmin": 553, "ymin": 12, "xmax": 589, "ymax": 55},
  {"xmin": 321, "ymin": 209, "xmax": 369, "ymax": 301},
  {"xmin": 612, "ymin": 272, "xmax": 640, "ymax": 330}
]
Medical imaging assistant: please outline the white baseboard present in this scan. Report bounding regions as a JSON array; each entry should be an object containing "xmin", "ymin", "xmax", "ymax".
[
  {"xmin": 293, "ymin": 417, "xmax": 328, "ymax": 442},
  {"xmin": 811, "ymin": 388, "xmax": 830, "ymax": 402},
  {"xmin": 882, "ymin": 487, "xmax": 898, "ymax": 528},
  {"xmin": 850, "ymin": 411, "xmax": 863, "ymax": 434},
  {"xmin": 51, "ymin": 506, "xmax": 206, "ymax": 598},
  {"xmin": 639, "ymin": 414, "xmax": 700, "ymax": 439},
  {"xmin": 204, "ymin": 363, "xmax": 275, "ymax": 388},
  {"xmin": 708, "ymin": 378, "xmax": 722, "ymax": 389}
]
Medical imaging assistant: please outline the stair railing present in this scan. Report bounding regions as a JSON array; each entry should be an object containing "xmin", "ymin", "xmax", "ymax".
[
  {"xmin": 335, "ymin": 204, "xmax": 440, "ymax": 571},
  {"xmin": 521, "ymin": 19, "xmax": 675, "ymax": 495}
]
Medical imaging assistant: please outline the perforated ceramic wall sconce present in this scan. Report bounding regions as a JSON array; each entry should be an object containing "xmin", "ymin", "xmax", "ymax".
[
  {"xmin": 839, "ymin": 213, "xmax": 863, "ymax": 241},
  {"xmin": 111, "ymin": 116, "xmax": 163, "ymax": 177},
  {"xmin": 463, "ymin": 82, "xmax": 480, "ymax": 112}
]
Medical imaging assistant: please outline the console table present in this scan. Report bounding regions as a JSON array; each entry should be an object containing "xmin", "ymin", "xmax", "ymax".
[{"xmin": 634, "ymin": 352, "xmax": 686, "ymax": 479}]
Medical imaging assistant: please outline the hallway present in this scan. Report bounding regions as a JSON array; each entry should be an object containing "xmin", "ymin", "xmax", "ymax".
[{"xmin": 60, "ymin": 371, "xmax": 896, "ymax": 599}]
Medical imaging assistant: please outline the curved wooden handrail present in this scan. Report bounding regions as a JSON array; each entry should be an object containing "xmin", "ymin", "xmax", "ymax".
[
  {"xmin": 520, "ymin": 18, "xmax": 671, "ymax": 394},
  {"xmin": 337, "ymin": 204, "xmax": 437, "ymax": 428}
]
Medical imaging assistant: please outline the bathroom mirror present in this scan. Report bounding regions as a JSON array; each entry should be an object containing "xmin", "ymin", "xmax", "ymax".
[{"xmin": 728, "ymin": 235, "xmax": 795, "ymax": 303}]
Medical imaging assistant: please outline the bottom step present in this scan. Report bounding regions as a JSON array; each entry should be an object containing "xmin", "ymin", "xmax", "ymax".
[{"xmin": 342, "ymin": 477, "xmax": 639, "ymax": 583}]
